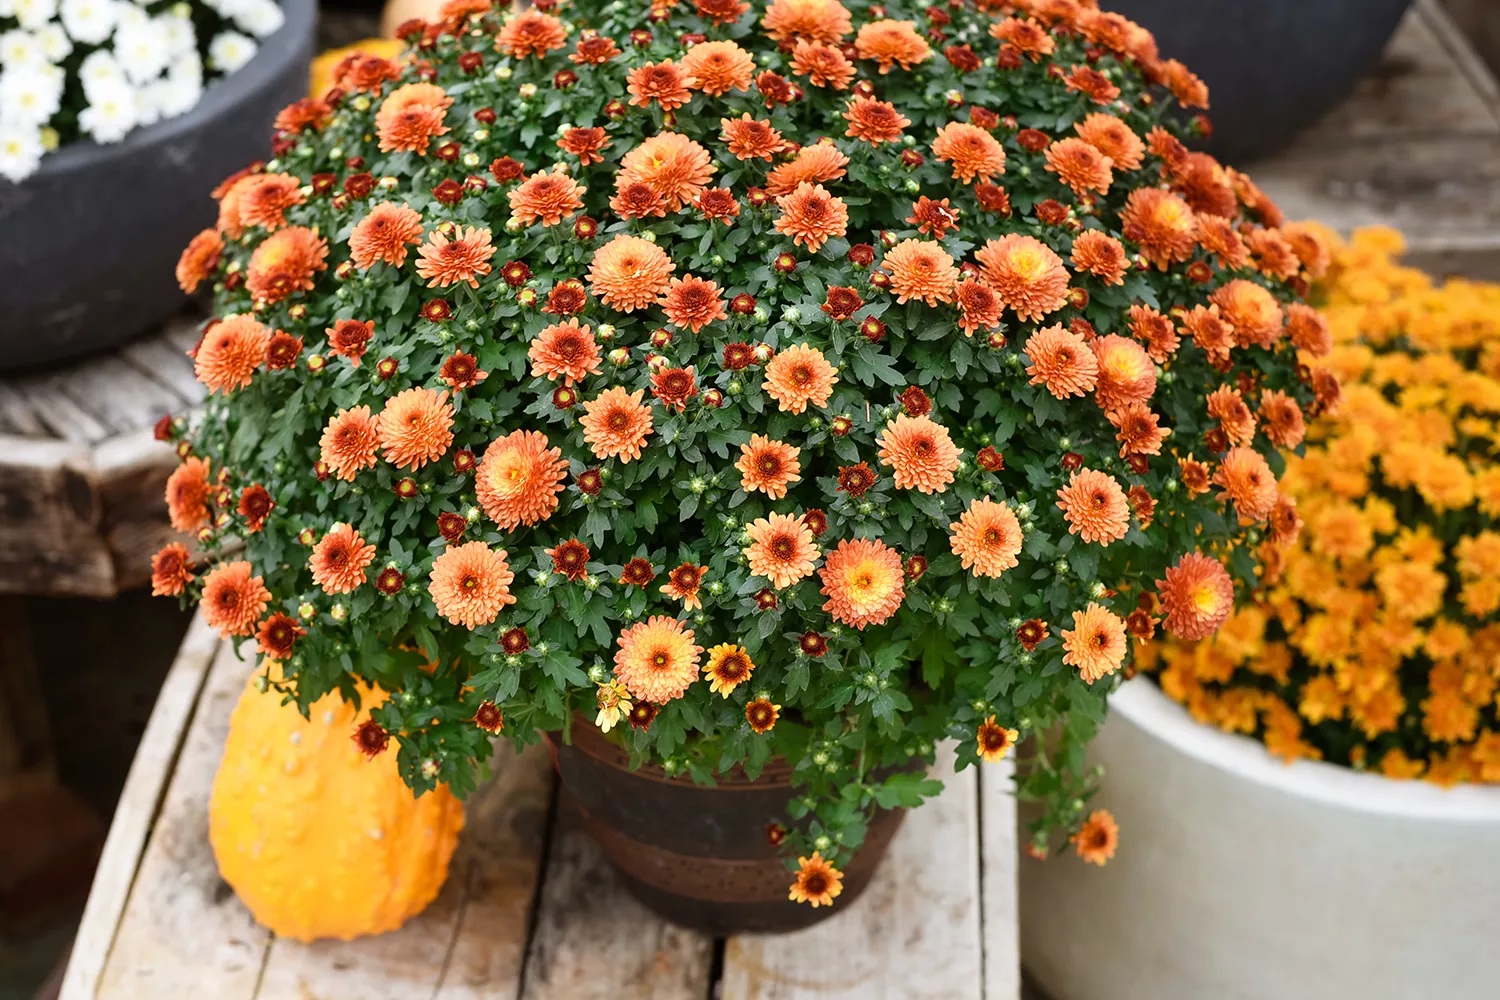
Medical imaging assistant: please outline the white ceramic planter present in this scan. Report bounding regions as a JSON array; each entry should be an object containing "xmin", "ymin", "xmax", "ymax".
[{"xmin": 1020, "ymin": 678, "xmax": 1500, "ymax": 1000}]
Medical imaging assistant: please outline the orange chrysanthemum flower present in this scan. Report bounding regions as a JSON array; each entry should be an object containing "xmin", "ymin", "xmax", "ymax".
[
  {"xmin": 949, "ymin": 498, "xmax": 1023, "ymax": 578},
  {"xmin": 703, "ymin": 643, "xmax": 756, "ymax": 697},
  {"xmin": 791, "ymin": 39, "xmax": 855, "ymax": 89},
  {"xmin": 1061, "ymin": 603, "xmax": 1127, "ymax": 684},
  {"xmin": 309, "ymin": 522, "xmax": 377, "ymax": 595},
  {"xmin": 1258, "ymin": 389, "xmax": 1305, "ymax": 448},
  {"xmin": 681, "ymin": 39, "xmax": 755, "ymax": 95},
  {"xmin": 976, "ymin": 234, "xmax": 1069, "ymax": 321},
  {"xmin": 349, "ymin": 202, "xmax": 424, "ymax": 270},
  {"xmin": 660, "ymin": 274, "xmax": 728, "ymax": 334},
  {"xmin": 881, "ymin": 239, "xmax": 959, "ymax": 305},
  {"xmin": 1214, "ymin": 446, "xmax": 1279, "ymax": 523},
  {"xmin": 737, "ymin": 434, "xmax": 802, "ymax": 498},
  {"xmin": 761, "ymin": 0, "xmax": 852, "ymax": 44},
  {"xmin": 580, "ymin": 386, "xmax": 654, "ymax": 463},
  {"xmin": 788, "ymin": 852, "xmax": 844, "ymax": 907},
  {"xmin": 529, "ymin": 318, "xmax": 602, "ymax": 385},
  {"xmin": 842, "ymin": 95, "xmax": 909, "ymax": 144},
  {"xmin": 1206, "ymin": 385, "xmax": 1256, "ymax": 446},
  {"xmin": 1073, "ymin": 809, "xmax": 1119, "ymax": 865},
  {"xmin": 319, "ymin": 405, "xmax": 380, "ymax": 481},
  {"xmin": 877, "ymin": 413, "xmax": 961, "ymax": 494},
  {"xmin": 977, "ymin": 716, "xmax": 1020, "ymax": 762},
  {"xmin": 661, "ymin": 562, "xmax": 706, "ymax": 610},
  {"xmin": 557, "ymin": 126, "xmax": 610, "ymax": 165},
  {"xmin": 720, "ymin": 113, "xmax": 787, "ymax": 161},
  {"xmin": 1162, "ymin": 58, "xmax": 1209, "ymax": 108},
  {"xmin": 819, "ymin": 537, "xmax": 905, "ymax": 630},
  {"xmin": 1070, "ymin": 229, "xmax": 1128, "ymax": 286},
  {"xmin": 620, "ymin": 132, "xmax": 716, "ymax": 211},
  {"xmin": 955, "ymin": 279, "xmax": 1002, "ymax": 336},
  {"xmin": 199, "ymin": 561, "xmax": 271, "ymax": 639},
  {"xmin": 428, "ymin": 541, "xmax": 516, "ymax": 628},
  {"xmin": 1182, "ymin": 303, "xmax": 1234, "ymax": 360},
  {"xmin": 1045, "ymin": 137, "xmax": 1113, "ymax": 197},
  {"xmin": 931, "ymin": 121, "xmax": 1006, "ymax": 184},
  {"xmin": 377, "ymin": 387, "xmax": 455, "ymax": 470},
  {"xmin": 176, "ymin": 229, "xmax": 223, "ymax": 292},
  {"xmin": 1108, "ymin": 403, "xmax": 1167, "ymax": 457},
  {"xmin": 164, "ymin": 455, "xmax": 212, "ymax": 533},
  {"xmin": 1074, "ymin": 112, "xmax": 1143, "ymax": 171},
  {"xmin": 508, "ymin": 168, "xmax": 586, "ymax": 228},
  {"xmin": 496, "ymin": 8, "xmax": 567, "ymax": 58},
  {"xmin": 765, "ymin": 143, "xmax": 848, "ymax": 195},
  {"xmin": 587, "ymin": 233, "xmax": 676, "ymax": 311},
  {"xmin": 773, "ymin": 182, "xmax": 849, "ymax": 253},
  {"xmin": 1024, "ymin": 324, "xmax": 1099, "ymax": 399},
  {"xmin": 696, "ymin": 0, "xmax": 749, "ymax": 25},
  {"xmin": 1196, "ymin": 216, "xmax": 1250, "ymax": 271},
  {"xmin": 1128, "ymin": 304, "xmax": 1180, "ymax": 364},
  {"xmin": 414, "ymin": 226, "xmax": 493, "ymax": 290},
  {"xmin": 763, "ymin": 343, "xmax": 839, "ymax": 414},
  {"xmin": 1286, "ymin": 302, "xmax": 1332, "ymax": 356},
  {"xmin": 476, "ymin": 430, "xmax": 569, "ymax": 530},
  {"xmin": 990, "ymin": 16, "xmax": 1054, "ymax": 60},
  {"xmin": 194, "ymin": 315, "xmax": 270, "ymax": 394},
  {"xmin": 614, "ymin": 616, "xmax": 703, "ymax": 703},
  {"xmin": 245, "ymin": 226, "xmax": 328, "ymax": 303},
  {"xmin": 745, "ymin": 512, "xmax": 821, "ymax": 588},
  {"xmin": 1120, "ymin": 187, "xmax": 1197, "ymax": 270},
  {"xmin": 854, "ymin": 19, "xmax": 932, "ymax": 73},
  {"xmin": 1280, "ymin": 222, "xmax": 1332, "ymax": 279},
  {"xmin": 1092, "ymin": 334, "xmax": 1156, "ymax": 410},
  {"xmin": 1056, "ymin": 468, "xmax": 1130, "ymax": 545},
  {"xmin": 627, "ymin": 60, "xmax": 694, "ymax": 111},
  {"xmin": 1211, "ymin": 278, "xmax": 1284, "ymax": 349},
  {"xmin": 236, "ymin": 173, "xmax": 304, "ymax": 231},
  {"xmin": 374, "ymin": 83, "xmax": 452, "ymax": 154},
  {"xmin": 1156, "ymin": 552, "xmax": 1234, "ymax": 640},
  {"xmin": 570, "ymin": 34, "xmax": 621, "ymax": 65},
  {"xmin": 151, "ymin": 542, "xmax": 195, "ymax": 597}
]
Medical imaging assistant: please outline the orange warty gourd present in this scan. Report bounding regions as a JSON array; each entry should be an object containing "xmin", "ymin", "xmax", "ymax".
[{"xmin": 209, "ymin": 666, "xmax": 465, "ymax": 941}]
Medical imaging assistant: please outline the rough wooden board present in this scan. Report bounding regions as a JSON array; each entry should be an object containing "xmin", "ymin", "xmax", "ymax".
[
  {"xmin": 118, "ymin": 333, "xmax": 206, "ymax": 409},
  {"xmin": 59, "ymin": 617, "xmax": 220, "ymax": 1000},
  {"xmin": 14, "ymin": 377, "xmax": 112, "ymax": 444},
  {"xmin": 94, "ymin": 639, "xmax": 270, "ymax": 1000},
  {"xmin": 52, "ymin": 355, "xmax": 182, "ymax": 440},
  {"xmin": 719, "ymin": 745, "xmax": 984, "ymax": 1000},
  {"xmin": 0, "ymin": 435, "xmax": 114, "ymax": 597},
  {"xmin": 978, "ymin": 761, "xmax": 1019, "ymax": 1000},
  {"xmin": 519, "ymin": 800, "xmax": 714, "ymax": 1000},
  {"xmin": 0, "ymin": 596, "xmax": 54, "ymax": 792},
  {"xmin": 0, "ymin": 383, "xmax": 47, "ymax": 437}
]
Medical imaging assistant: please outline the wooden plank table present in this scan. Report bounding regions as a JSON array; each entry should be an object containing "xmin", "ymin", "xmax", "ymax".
[{"xmin": 58, "ymin": 618, "xmax": 1022, "ymax": 1000}]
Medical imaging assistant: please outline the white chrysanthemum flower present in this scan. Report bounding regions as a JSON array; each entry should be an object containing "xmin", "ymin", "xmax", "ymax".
[
  {"xmin": 0, "ymin": 29, "xmax": 46, "ymax": 68},
  {"xmin": 114, "ymin": 17, "xmax": 170, "ymax": 85},
  {"xmin": 154, "ymin": 12, "xmax": 196, "ymax": 57},
  {"xmin": 36, "ymin": 23, "xmax": 71, "ymax": 61},
  {"xmin": 155, "ymin": 65, "xmax": 201, "ymax": 118},
  {"xmin": 59, "ymin": 0, "xmax": 119, "ymax": 46},
  {"xmin": 0, "ymin": 119, "xmax": 45, "ymax": 182},
  {"xmin": 208, "ymin": 31, "xmax": 256, "ymax": 74},
  {"xmin": 230, "ymin": 0, "xmax": 283, "ymax": 39},
  {"xmin": 0, "ymin": 63, "xmax": 65, "ymax": 124},
  {"xmin": 78, "ymin": 48, "xmax": 127, "ymax": 99},
  {"xmin": 132, "ymin": 81, "xmax": 162, "ymax": 127},
  {"xmin": 11, "ymin": 0, "xmax": 58, "ymax": 31},
  {"xmin": 78, "ymin": 77, "xmax": 138, "ymax": 143}
]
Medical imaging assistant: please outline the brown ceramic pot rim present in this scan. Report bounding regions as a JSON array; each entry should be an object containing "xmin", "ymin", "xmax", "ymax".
[{"xmin": 547, "ymin": 713, "xmax": 797, "ymax": 788}]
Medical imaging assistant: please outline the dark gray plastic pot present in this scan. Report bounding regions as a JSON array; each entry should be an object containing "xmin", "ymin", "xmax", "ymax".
[
  {"xmin": 0, "ymin": 0, "xmax": 316, "ymax": 373},
  {"xmin": 1111, "ymin": 0, "xmax": 1413, "ymax": 164}
]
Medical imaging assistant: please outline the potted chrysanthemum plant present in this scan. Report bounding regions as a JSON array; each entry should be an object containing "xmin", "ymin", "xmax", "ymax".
[{"xmin": 154, "ymin": 0, "xmax": 1334, "ymax": 933}]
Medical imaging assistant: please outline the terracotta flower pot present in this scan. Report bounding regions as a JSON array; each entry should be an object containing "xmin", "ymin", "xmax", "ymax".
[{"xmin": 548, "ymin": 719, "xmax": 909, "ymax": 935}]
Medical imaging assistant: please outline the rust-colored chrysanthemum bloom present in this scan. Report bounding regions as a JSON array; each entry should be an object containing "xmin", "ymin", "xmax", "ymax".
[
  {"xmin": 627, "ymin": 60, "xmax": 694, "ymax": 111},
  {"xmin": 1195, "ymin": 215, "xmax": 1250, "ymax": 271},
  {"xmin": 650, "ymin": 366, "xmax": 698, "ymax": 411},
  {"xmin": 326, "ymin": 318, "xmax": 372, "ymax": 367},
  {"xmin": 309, "ymin": 522, "xmax": 377, "ymax": 595},
  {"xmin": 819, "ymin": 537, "xmax": 906, "ymax": 629},
  {"xmin": 546, "ymin": 539, "xmax": 590, "ymax": 581},
  {"xmin": 557, "ymin": 126, "xmax": 610, "ymax": 165},
  {"xmin": 349, "ymin": 202, "xmax": 424, "ymax": 270},
  {"xmin": 176, "ymin": 229, "xmax": 223, "ymax": 293},
  {"xmin": 1063, "ymin": 64, "xmax": 1121, "ymax": 104},
  {"xmin": 976, "ymin": 234, "xmax": 1069, "ymax": 321},
  {"xmin": 761, "ymin": 0, "xmax": 852, "ymax": 44},
  {"xmin": 377, "ymin": 387, "xmax": 455, "ymax": 470},
  {"xmin": 1279, "ymin": 221, "xmax": 1332, "ymax": 279},
  {"xmin": 508, "ymin": 168, "xmax": 586, "ymax": 228},
  {"xmin": 788, "ymin": 852, "xmax": 844, "ymax": 907},
  {"xmin": 976, "ymin": 716, "xmax": 1020, "ymax": 762},
  {"xmin": 613, "ymin": 616, "xmax": 703, "ymax": 703},
  {"xmin": 199, "ymin": 561, "xmax": 271, "ymax": 638},
  {"xmin": 496, "ymin": 8, "xmax": 568, "ymax": 58},
  {"xmin": 333, "ymin": 52, "xmax": 401, "ymax": 94},
  {"xmin": 931, "ymin": 121, "xmax": 1006, "ymax": 184},
  {"xmin": 236, "ymin": 173, "xmax": 304, "ymax": 232},
  {"xmin": 877, "ymin": 413, "xmax": 961, "ymax": 494},
  {"xmin": 1214, "ymin": 446, "xmax": 1279, "ymax": 523},
  {"xmin": 763, "ymin": 343, "xmax": 839, "ymax": 414},
  {"xmin": 1155, "ymin": 551, "xmax": 1234, "ymax": 640},
  {"xmin": 1092, "ymin": 334, "xmax": 1156, "ymax": 411},
  {"xmin": 428, "ymin": 541, "xmax": 516, "ymax": 628},
  {"xmin": 841, "ymin": 95, "xmax": 909, "ymax": 144},
  {"xmin": 237, "ymin": 483, "xmax": 273, "ymax": 533},
  {"xmin": 737, "ymin": 435, "xmax": 802, "ymax": 498},
  {"xmin": 215, "ymin": 172, "xmax": 256, "ymax": 238},
  {"xmin": 1024, "ymin": 324, "xmax": 1099, "ymax": 399},
  {"xmin": 990, "ymin": 15, "xmax": 1054, "ymax": 59},
  {"xmin": 1045, "ymin": 137, "xmax": 1113, "ymax": 197},
  {"xmin": 773, "ymin": 182, "xmax": 849, "ymax": 253},
  {"xmin": 1072, "ymin": 809, "xmax": 1120, "ymax": 865},
  {"xmin": 1073, "ymin": 112, "xmax": 1143, "ymax": 171},
  {"xmin": 746, "ymin": 696, "xmax": 781, "ymax": 733},
  {"xmin": 1179, "ymin": 454, "xmax": 1212, "ymax": 496},
  {"xmin": 703, "ymin": 643, "xmax": 757, "ymax": 697},
  {"xmin": 1108, "ymin": 403, "xmax": 1167, "ymax": 457},
  {"xmin": 255, "ymin": 612, "xmax": 304, "ymax": 660},
  {"xmin": 1120, "ymin": 187, "xmax": 1197, "ymax": 270},
  {"xmin": 1267, "ymin": 493, "xmax": 1302, "ymax": 547},
  {"xmin": 245, "ymin": 226, "xmax": 328, "ymax": 303},
  {"xmin": 580, "ymin": 386, "xmax": 654, "ymax": 463},
  {"xmin": 1212, "ymin": 278, "xmax": 1284, "ymax": 349},
  {"xmin": 954, "ymin": 279, "xmax": 1002, "ymax": 336},
  {"xmin": 854, "ymin": 18, "xmax": 932, "ymax": 72},
  {"xmin": 570, "ymin": 34, "xmax": 621, "ymax": 65},
  {"xmin": 1182, "ymin": 304, "xmax": 1234, "ymax": 361},
  {"xmin": 273, "ymin": 97, "xmax": 328, "ymax": 135},
  {"xmin": 543, "ymin": 279, "xmax": 588, "ymax": 316},
  {"xmin": 476, "ymin": 429, "xmax": 569, "ymax": 530},
  {"xmin": 529, "ymin": 318, "xmax": 602, "ymax": 385},
  {"xmin": 696, "ymin": 187, "xmax": 741, "ymax": 222},
  {"xmin": 619, "ymin": 558, "xmax": 655, "ymax": 587},
  {"xmin": 907, "ymin": 196, "xmax": 960, "ymax": 239},
  {"xmin": 440, "ymin": 351, "xmax": 488, "ymax": 391},
  {"xmin": 1168, "ymin": 152, "xmax": 1237, "ymax": 220},
  {"xmin": 745, "ymin": 512, "xmax": 821, "ymax": 588},
  {"xmin": 1286, "ymin": 303, "xmax": 1332, "ymax": 356},
  {"xmin": 1162, "ymin": 57, "xmax": 1209, "ymax": 108},
  {"xmin": 661, "ymin": 562, "xmax": 706, "ymax": 609},
  {"xmin": 415, "ymin": 225, "xmax": 494, "ymax": 288},
  {"xmin": 1056, "ymin": 468, "xmax": 1130, "ymax": 545},
  {"xmin": 765, "ymin": 143, "xmax": 849, "ymax": 195},
  {"xmin": 661, "ymin": 274, "xmax": 728, "ymax": 334},
  {"xmin": 1070, "ymin": 230, "xmax": 1128, "ymax": 286},
  {"xmin": 697, "ymin": 0, "xmax": 749, "ymax": 24},
  {"xmin": 374, "ymin": 82, "xmax": 452, "ymax": 154},
  {"xmin": 949, "ymin": 498, "xmax": 1023, "ymax": 578},
  {"xmin": 881, "ymin": 239, "xmax": 959, "ymax": 306},
  {"xmin": 150, "ymin": 542, "xmax": 195, "ymax": 597},
  {"xmin": 1127, "ymin": 304, "xmax": 1180, "ymax": 364},
  {"xmin": 791, "ymin": 39, "xmax": 855, "ymax": 89},
  {"xmin": 1205, "ymin": 385, "xmax": 1256, "ymax": 446},
  {"xmin": 587, "ymin": 233, "xmax": 676, "ymax": 311},
  {"xmin": 720, "ymin": 113, "xmax": 787, "ymax": 161},
  {"xmin": 319, "ymin": 405, "xmax": 379, "ymax": 481},
  {"xmin": 681, "ymin": 39, "xmax": 755, "ymax": 95},
  {"xmin": 1062, "ymin": 602, "xmax": 1127, "ymax": 684},
  {"xmin": 194, "ymin": 315, "xmax": 270, "ymax": 394}
]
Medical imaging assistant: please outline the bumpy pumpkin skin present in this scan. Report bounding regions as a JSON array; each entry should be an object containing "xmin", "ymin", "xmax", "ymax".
[{"xmin": 210, "ymin": 667, "xmax": 465, "ymax": 942}]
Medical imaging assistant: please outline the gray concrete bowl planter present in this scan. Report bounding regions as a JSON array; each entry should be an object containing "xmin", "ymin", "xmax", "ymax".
[
  {"xmin": 0, "ymin": 0, "xmax": 317, "ymax": 373},
  {"xmin": 1112, "ymin": 0, "xmax": 1413, "ymax": 163}
]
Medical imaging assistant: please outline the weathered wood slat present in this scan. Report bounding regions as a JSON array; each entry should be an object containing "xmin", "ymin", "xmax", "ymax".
[
  {"xmin": 0, "ymin": 435, "xmax": 114, "ymax": 597},
  {"xmin": 979, "ymin": 761, "xmax": 1019, "ymax": 1000},
  {"xmin": 0, "ymin": 383, "xmax": 47, "ymax": 438},
  {"xmin": 14, "ymin": 378, "xmax": 112, "ymax": 444},
  {"xmin": 119, "ymin": 332, "xmax": 206, "ymax": 409},
  {"xmin": 718, "ymin": 745, "xmax": 984, "ymax": 1000},
  {"xmin": 52, "ymin": 355, "xmax": 183, "ymax": 439}
]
